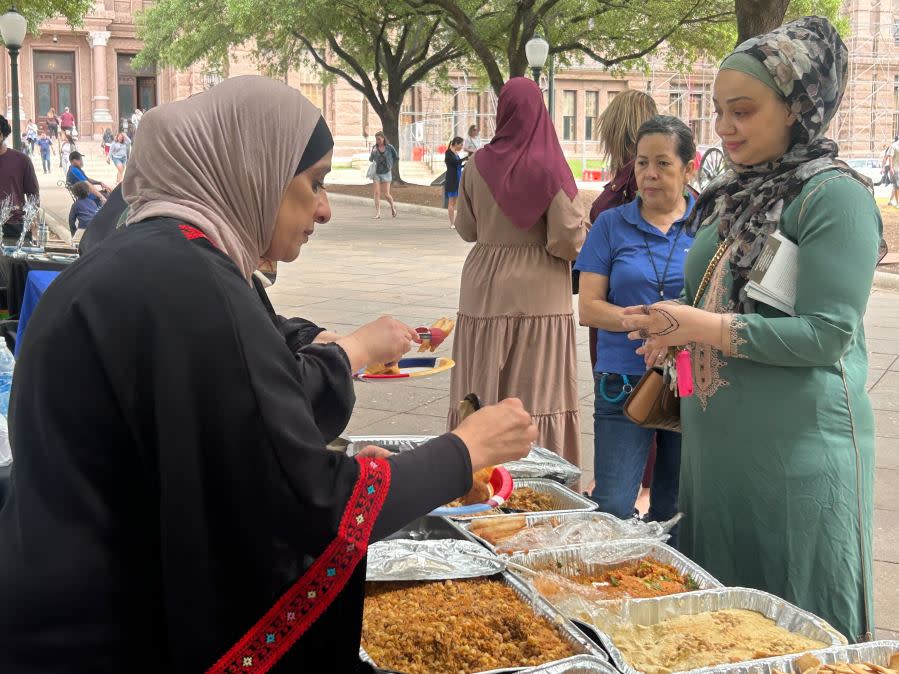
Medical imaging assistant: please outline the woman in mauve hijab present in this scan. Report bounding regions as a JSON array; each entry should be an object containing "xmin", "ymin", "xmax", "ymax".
[
  {"xmin": 448, "ymin": 77, "xmax": 588, "ymax": 466},
  {"xmin": 0, "ymin": 76, "xmax": 536, "ymax": 673}
]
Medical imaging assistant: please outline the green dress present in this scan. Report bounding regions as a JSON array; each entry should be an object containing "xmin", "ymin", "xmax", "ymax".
[{"xmin": 680, "ymin": 169, "xmax": 882, "ymax": 642}]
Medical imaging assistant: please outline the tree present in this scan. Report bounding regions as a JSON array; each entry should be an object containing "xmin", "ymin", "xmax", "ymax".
[
  {"xmin": 412, "ymin": 0, "xmax": 736, "ymax": 96},
  {"xmin": 135, "ymin": 0, "xmax": 467, "ymax": 182},
  {"xmin": 735, "ymin": 0, "xmax": 846, "ymax": 43},
  {"xmin": 412, "ymin": 0, "xmax": 845, "ymax": 96},
  {"xmin": 0, "ymin": 1, "xmax": 93, "ymax": 47}
]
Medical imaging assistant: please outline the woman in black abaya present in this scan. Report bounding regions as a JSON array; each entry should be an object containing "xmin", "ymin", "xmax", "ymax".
[{"xmin": 0, "ymin": 76, "xmax": 536, "ymax": 673}]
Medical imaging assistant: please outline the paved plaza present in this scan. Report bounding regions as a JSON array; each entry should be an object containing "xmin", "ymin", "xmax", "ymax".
[{"xmin": 37, "ymin": 174, "xmax": 899, "ymax": 639}]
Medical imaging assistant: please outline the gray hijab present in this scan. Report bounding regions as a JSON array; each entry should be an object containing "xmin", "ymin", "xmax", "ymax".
[{"xmin": 123, "ymin": 76, "xmax": 322, "ymax": 280}]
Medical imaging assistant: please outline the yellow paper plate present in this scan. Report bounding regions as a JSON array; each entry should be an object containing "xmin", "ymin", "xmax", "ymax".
[{"xmin": 356, "ymin": 356, "xmax": 455, "ymax": 381}]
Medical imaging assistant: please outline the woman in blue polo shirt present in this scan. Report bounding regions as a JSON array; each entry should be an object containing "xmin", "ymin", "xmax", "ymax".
[{"xmin": 575, "ymin": 115, "xmax": 696, "ymax": 523}]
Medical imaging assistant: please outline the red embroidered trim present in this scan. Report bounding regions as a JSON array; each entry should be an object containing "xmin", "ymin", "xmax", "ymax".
[
  {"xmin": 178, "ymin": 224, "xmax": 209, "ymax": 242},
  {"xmin": 207, "ymin": 456, "xmax": 391, "ymax": 674}
]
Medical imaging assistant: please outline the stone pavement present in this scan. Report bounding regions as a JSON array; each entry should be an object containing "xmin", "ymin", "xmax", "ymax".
[{"xmin": 38, "ymin": 181, "xmax": 899, "ymax": 638}]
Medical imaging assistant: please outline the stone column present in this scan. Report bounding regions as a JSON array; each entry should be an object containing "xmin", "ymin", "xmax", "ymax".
[{"xmin": 87, "ymin": 31, "xmax": 113, "ymax": 133}]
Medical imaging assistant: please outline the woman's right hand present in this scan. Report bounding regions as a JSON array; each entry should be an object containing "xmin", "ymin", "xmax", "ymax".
[{"xmin": 452, "ymin": 398, "xmax": 537, "ymax": 472}]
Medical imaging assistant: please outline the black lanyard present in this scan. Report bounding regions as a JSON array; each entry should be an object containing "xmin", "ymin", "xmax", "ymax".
[{"xmin": 641, "ymin": 223, "xmax": 684, "ymax": 300}]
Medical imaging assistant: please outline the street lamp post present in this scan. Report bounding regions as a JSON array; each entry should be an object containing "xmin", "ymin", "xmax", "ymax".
[
  {"xmin": 0, "ymin": 7, "xmax": 27, "ymax": 152},
  {"xmin": 525, "ymin": 36, "xmax": 549, "ymax": 85}
]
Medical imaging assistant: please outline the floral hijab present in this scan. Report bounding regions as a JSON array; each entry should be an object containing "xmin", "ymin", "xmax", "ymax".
[{"xmin": 690, "ymin": 16, "xmax": 884, "ymax": 313}]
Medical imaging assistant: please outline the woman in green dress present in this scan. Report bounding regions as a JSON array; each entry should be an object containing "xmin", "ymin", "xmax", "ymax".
[{"xmin": 623, "ymin": 16, "xmax": 884, "ymax": 642}]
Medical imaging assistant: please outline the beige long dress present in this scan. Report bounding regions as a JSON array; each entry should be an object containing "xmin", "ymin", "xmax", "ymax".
[{"xmin": 447, "ymin": 161, "xmax": 588, "ymax": 465}]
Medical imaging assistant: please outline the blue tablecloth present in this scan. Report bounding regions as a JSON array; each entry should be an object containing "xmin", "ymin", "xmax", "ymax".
[{"xmin": 15, "ymin": 270, "xmax": 60, "ymax": 356}]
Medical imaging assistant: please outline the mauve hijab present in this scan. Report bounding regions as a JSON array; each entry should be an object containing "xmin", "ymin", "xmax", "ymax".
[
  {"xmin": 474, "ymin": 77, "xmax": 577, "ymax": 230},
  {"xmin": 123, "ymin": 76, "xmax": 323, "ymax": 280}
]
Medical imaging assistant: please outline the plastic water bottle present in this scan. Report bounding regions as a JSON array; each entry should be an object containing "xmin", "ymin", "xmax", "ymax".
[
  {"xmin": 0, "ymin": 414, "xmax": 10, "ymax": 466},
  {"xmin": 0, "ymin": 342, "xmax": 15, "ymax": 418}
]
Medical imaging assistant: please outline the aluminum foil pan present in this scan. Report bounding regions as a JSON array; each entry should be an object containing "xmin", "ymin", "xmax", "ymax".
[
  {"xmin": 361, "ymin": 571, "xmax": 609, "ymax": 673},
  {"xmin": 346, "ymin": 435, "xmax": 434, "ymax": 456},
  {"xmin": 462, "ymin": 511, "xmax": 672, "ymax": 554},
  {"xmin": 503, "ymin": 445, "xmax": 582, "ymax": 489},
  {"xmin": 451, "ymin": 478, "xmax": 597, "ymax": 521},
  {"xmin": 383, "ymin": 515, "xmax": 474, "ymax": 543},
  {"xmin": 348, "ymin": 436, "xmax": 582, "ymax": 488},
  {"xmin": 688, "ymin": 640, "xmax": 899, "ymax": 674},
  {"xmin": 569, "ymin": 587, "xmax": 847, "ymax": 674},
  {"xmin": 520, "ymin": 655, "xmax": 619, "ymax": 673},
  {"xmin": 506, "ymin": 540, "xmax": 721, "ymax": 610},
  {"xmin": 366, "ymin": 539, "xmax": 505, "ymax": 581}
]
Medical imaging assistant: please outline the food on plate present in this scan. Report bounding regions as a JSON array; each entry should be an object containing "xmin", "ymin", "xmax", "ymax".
[
  {"xmin": 417, "ymin": 317, "xmax": 456, "ymax": 352},
  {"xmin": 608, "ymin": 608, "xmax": 828, "ymax": 674},
  {"xmin": 364, "ymin": 361, "xmax": 401, "ymax": 376},
  {"xmin": 532, "ymin": 558, "xmax": 700, "ymax": 601},
  {"xmin": 362, "ymin": 578, "xmax": 576, "ymax": 674},
  {"xmin": 773, "ymin": 653, "xmax": 899, "ymax": 674}
]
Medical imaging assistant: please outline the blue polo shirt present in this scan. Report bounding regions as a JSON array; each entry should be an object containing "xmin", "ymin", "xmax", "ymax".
[{"xmin": 574, "ymin": 193, "xmax": 696, "ymax": 375}]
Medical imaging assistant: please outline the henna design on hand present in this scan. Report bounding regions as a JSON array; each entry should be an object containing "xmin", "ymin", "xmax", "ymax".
[{"xmin": 649, "ymin": 307, "xmax": 680, "ymax": 336}]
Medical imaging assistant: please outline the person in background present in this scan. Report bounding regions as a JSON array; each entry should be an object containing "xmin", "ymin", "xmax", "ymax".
[
  {"xmin": 622, "ymin": 17, "xmax": 882, "ymax": 641},
  {"xmin": 36, "ymin": 131, "xmax": 54, "ymax": 175},
  {"xmin": 462, "ymin": 124, "xmax": 481, "ymax": 155},
  {"xmin": 444, "ymin": 136, "xmax": 465, "ymax": 228},
  {"xmin": 24, "ymin": 120, "xmax": 37, "ymax": 156},
  {"xmin": 369, "ymin": 131, "xmax": 397, "ymax": 219},
  {"xmin": 107, "ymin": 132, "xmax": 129, "ymax": 184},
  {"xmin": 60, "ymin": 132, "xmax": 73, "ymax": 171},
  {"xmin": 889, "ymin": 135, "xmax": 899, "ymax": 207},
  {"xmin": 0, "ymin": 115, "xmax": 39, "ymax": 243},
  {"xmin": 577, "ymin": 89, "xmax": 659, "ymax": 497},
  {"xmin": 448, "ymin": 77, "xmax": 588, "ymax": 465},
  {"xmin": 46, "ymin": 107, "xmax": 59, "ymax": 143},
  {"xmin": 67, "ymin": 181, "xmax": 99, "ymax": 234},
  {"xmin": 101, "ymin": 127, "xmax": 114, "ymax": 158},
  {"xmin": 59, "ymin": 107, "xmax": 75, "ymax": 138},
  {"xmin": 131, "ymin": 108, "xmax": 143, "ymax": 135},
  {"xmin": 66, "ymin": 151, "xmax": 110, "ymax": 204},
  {"xmin": 575, "ymin": 115, "xmax": 696, "ymax": 527}
]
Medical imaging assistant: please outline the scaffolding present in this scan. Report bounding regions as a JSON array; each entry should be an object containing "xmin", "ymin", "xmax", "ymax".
[
  {"xmin": 831, "ymin": 0, "xmax": 899, "ymax": 156},
  {"xmin": 397, "ymin": 75, "xmax": 498, "ymax": 170}
]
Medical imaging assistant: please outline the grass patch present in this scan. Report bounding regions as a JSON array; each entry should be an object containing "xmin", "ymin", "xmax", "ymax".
[{"xmin": 567, "ymin": 159, "xmax": 608, "ymax": 176}]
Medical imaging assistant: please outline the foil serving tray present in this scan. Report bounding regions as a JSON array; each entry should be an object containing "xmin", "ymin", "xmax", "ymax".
[
  {"xmin": 461, "ymin": 511, "xmax": 671, "ymax": 554},
  {"xmin": 568, "ymin": 587, "xmax": 847, "ymax": 674},
  {"xmin": 506, "ymin": 540, "xmax": 721, "ymax": 610},
  {"xmin": 346, "ymin": 435, "xmax": 582, "ymax": 488},
  {"xmin": 450, "ymin": 478, "xmax": 597, "ymax": 521},
  {"xmin": 687, "ymin": 640, "xmax": 899, "ymax": 674},
  {"xmin": 360, "ymin": 571, "xmax": 608, "ymax": 673}
]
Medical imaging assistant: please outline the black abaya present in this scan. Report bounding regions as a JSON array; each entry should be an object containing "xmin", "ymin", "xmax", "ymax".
[{"xmin": 0, "ymin": 218, "xmax": 472, "ymax": 673}]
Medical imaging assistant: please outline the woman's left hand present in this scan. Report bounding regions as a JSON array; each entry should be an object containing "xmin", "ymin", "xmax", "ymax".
[
  {"xmin": 622, "ymin": 302, "xmax": 699, "ymax": 356},
  {"xmin": 355, "ymin": 445, "xmax": 393, "ymax": 459}
]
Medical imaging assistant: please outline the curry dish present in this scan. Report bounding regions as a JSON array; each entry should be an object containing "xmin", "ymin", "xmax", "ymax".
[
  {"xmin": 362, "ymin": 578, "xmax": 576, "ymax": 673},
  {"xmin": 608, "ymin": 608, "xmax": 828, "ymax": 674},
  {"xmin": 533, "ymin": 558, "xmax": 700, "ymax": 600}
]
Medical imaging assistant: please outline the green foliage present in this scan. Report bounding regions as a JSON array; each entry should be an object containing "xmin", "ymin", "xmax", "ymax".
[
  {"xmin": 135, "ymin": 0, "xmax": 466, "ymax": 108},
  {"xmin": 0, "ymin": 0, "xmax": 93, "ymax": 44},
  {"xmin": 786, "ymin": 0, "xmax": 848, "ymax": 36}
]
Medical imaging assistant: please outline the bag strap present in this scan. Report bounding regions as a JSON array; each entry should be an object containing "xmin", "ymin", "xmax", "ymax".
[{"xmin": 691, "ymin": 238, "xmax": 732, "ymax": 309}]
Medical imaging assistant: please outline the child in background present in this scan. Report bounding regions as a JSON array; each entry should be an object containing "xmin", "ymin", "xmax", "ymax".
[
  {"xmin": 36, "ymin": 132, "xmax": 54, "ymax": 174},
  {"xmin": 67, "ymin": 181, "xmax": 98, "ymax": 235}
]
